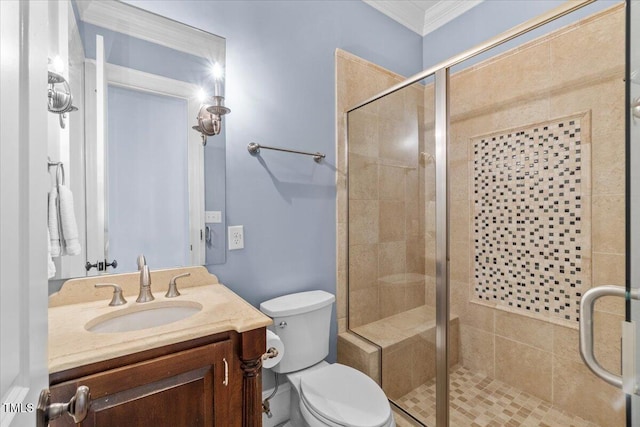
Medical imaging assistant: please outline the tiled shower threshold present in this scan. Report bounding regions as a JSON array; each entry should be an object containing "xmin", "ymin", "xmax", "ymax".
[{"xmin": 395, "ymin": 365, "xmax": 599, "ymax": 427}]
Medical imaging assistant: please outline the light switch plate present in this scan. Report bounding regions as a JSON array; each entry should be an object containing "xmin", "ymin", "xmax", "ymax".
[{"xmin": 205, "ymin": 211, "xmax": 222, "ymax": 223}]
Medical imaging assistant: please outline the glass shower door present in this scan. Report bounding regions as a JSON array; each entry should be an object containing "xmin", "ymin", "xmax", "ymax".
[
  {"xmin": 346, "ymin": 73, "xmax": 440, "ymax": 425},
  {"xmin": 586, "ymin": 0, "xmax": 640, "ymax": 422}
]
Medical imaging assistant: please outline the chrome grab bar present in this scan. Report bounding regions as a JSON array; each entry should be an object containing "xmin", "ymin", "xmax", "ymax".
[{"xmin": 579, "ymin": 285, "xmax": 640, "ymax": 389}]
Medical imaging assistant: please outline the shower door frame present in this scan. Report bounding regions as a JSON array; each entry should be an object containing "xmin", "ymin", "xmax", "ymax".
[
  {"xmin": 345, "ymin": 0, "xmax": 601, "ymax": 425},
  {"xmin": 628, "ymin": 0, "xmax": 640, "ymax": 424}
]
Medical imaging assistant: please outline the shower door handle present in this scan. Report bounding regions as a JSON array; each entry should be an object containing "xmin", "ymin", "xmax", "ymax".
[{"xmin": 579, "ymin": 285, "xmax": 640, "ymax": 393}]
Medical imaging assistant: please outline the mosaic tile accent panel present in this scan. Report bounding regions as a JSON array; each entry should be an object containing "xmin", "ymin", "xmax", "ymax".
[
  {"xmin": 396, "ymin": 365, "xmax": 600, "ymax": 427},
  {"xmin": 472, "ymin": 113, "xmax": 591, "ymax": 324}
]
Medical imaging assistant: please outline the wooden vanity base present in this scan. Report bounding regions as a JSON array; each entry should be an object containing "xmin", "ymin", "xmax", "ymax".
[{"xmin": 49, "ymin": 328, "xmax": 266, "ymax": 427}]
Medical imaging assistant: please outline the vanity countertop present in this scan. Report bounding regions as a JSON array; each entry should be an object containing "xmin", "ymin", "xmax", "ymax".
[{"xmin": 48, "ymin": 266, "xmax": 272, "ymax": 374}]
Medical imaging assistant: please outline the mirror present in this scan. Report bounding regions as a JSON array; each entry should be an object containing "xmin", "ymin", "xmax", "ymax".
[{"xmin": 47, "ymin": 0, "xmax": 227, "ymax": 282}]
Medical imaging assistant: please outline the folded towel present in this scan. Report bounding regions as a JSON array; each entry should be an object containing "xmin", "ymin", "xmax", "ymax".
[
  {"xmin": 58, "ymin": 185, "xmax": 81, "ymax": 255},
  {"xmin": 48, "ymin": 190, "xmax": 61, "ymax": 257},
  {"xmin": 47, "ymin": 228, "xmax": 56, "ymax": 279}
]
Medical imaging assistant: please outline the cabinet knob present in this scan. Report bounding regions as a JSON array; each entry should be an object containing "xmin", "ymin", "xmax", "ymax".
[{"xmin": 37, "ymin": 385, "xmax": 90, "ymax": 427}]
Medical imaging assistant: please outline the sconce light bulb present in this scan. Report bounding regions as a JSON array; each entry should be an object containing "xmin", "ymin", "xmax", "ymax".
[
  {"xmin": 196, "ymin": 88, "xmax": 207, "ymax": 103},
  {"xmin": 211, "ymin": 63, "xmax": 224, "ymax": 81},
  {"xmin": 52, "ymin": 55, "xmax": 65, "ymax": 73}
]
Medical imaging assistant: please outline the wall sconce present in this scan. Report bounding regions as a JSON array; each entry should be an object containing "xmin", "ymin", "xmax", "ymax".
[
  {"xmin": 192, "ymin": 63, "xmax": 230, "ymax": 146},
  {"xmin": 192, "ymin": 96, "xmax": 230, "ymax": 146}
]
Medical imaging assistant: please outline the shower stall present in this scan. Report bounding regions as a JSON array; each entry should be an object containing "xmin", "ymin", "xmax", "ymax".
[{"xmin": 337, "ymin": 0, "xmax": 640, "ymax": 426}]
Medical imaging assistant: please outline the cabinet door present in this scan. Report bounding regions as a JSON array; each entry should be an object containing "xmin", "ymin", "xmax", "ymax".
[{"xmin": 50, "ymin": 339, "xmax": 233, "ymax": 427}]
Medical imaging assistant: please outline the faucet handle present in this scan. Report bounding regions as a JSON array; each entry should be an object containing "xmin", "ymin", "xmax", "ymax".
[
  {"xmin": 166, "ymin": 273, "xmax": 191, "ymax": 298},
  {"xmin": 95, "ymin": 283, "xmax": 127, "ymax": 306}
]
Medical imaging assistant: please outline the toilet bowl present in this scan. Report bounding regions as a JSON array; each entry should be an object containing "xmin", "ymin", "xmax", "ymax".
[
  {"xmin": 290, "ymin": 362, "xmax": 395, "ymax": 427},
  {"xmin": 260, "ymin": 291, "xmax": 395, "ymax": 427}
]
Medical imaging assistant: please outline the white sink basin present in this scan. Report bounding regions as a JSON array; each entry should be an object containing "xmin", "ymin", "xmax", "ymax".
[{"xmin": 85, "ymin": 301, "xmax": 202, "ymax": 333}]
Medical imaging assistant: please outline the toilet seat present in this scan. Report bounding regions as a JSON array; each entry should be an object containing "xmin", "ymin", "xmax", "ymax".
[{"xmin": 299, "ymin": 364, "xmax": 393, "ymax": 427}]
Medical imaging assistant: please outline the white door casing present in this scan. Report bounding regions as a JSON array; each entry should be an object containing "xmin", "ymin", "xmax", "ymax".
[{"xmin": 0, "ymin": 1, "xmax": 50, "ymax": 426}]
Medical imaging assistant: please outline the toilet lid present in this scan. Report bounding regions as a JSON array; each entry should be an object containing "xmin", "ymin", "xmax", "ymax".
[{"xmin": 300, "ymin": 364, "xmax": 391, "ymax": 427}]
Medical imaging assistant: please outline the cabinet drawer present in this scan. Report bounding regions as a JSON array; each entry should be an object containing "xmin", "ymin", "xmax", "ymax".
[{"xmin": 50, "ymin": 339, "xmax": 233, "ymax": 427}]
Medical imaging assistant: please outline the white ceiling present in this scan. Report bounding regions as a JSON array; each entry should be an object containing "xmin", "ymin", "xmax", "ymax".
[{"xmin": 363, "ymin": 0, "xmax": 484, "ymax": 37}]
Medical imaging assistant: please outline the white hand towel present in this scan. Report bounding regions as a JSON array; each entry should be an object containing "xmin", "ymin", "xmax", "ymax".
[
  {"xmin": 48, "ymin": 189, "xmax": 61, "ymax": 257},
  {"xmin": 58, "ymin": 185, "xmax": 81, "ymax": 255},
  {"xmin": 47, "ymin": 228, "xmax": 56, "ymax": 279}
]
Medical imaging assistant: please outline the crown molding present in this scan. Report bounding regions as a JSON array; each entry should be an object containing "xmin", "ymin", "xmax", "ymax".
[
  {"xmin": 363, "ymin": 0, "xmax": 484, "ymax": 37},
  {"xmin": 362, "ymin": 0, "xmax": 425, "ymax": 35},
  {"xmin": 76, "ymin": 0, "xmax": 224, "ymax": 63},
  {"xmin": 422, "ymin": 0, "xmax": 484, "ymax": 36}
]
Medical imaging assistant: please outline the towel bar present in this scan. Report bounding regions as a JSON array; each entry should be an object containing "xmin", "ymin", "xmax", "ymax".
[{"xmin": 247, "ymin": 142, "xmax": 325, "ymax": 163}]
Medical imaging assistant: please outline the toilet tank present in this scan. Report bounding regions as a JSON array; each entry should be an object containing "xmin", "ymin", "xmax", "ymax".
[{"xmin": 260, "ymin": 291, "xmax": 335, "ymax": 374}]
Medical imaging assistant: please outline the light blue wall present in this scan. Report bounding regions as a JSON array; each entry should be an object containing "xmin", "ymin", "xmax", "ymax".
[
  {"xmin": 126, "ymin": 0, "xmax": 423, "ymax": 362},
  {"xmin": 422, "ymin": 0, "xmax": 621, "ymax": 72}
]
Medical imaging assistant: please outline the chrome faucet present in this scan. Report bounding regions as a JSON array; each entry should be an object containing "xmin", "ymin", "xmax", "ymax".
[{"xmin": 135, "ymin": 254, "xmax": 154, "ymax": 303}]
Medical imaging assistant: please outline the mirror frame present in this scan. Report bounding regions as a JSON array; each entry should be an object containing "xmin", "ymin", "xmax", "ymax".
[
  {"xmin": 76, "ymin": 1, "xmax": 225, "ymax": 65},
  {"xmin": 48, "ymin": 0, "xmax": 226, "ymax": 281}
]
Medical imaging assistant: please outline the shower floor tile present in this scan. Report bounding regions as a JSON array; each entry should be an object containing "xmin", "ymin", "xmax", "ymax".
[{"xmin": 395, "ymin": 366, "xmax": 599, "ymax": 427}]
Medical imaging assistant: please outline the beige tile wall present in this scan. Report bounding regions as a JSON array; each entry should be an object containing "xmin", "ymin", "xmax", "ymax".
[
  {"xmin": 335, "ymin": 51, "xmax": 393, "ymax": 391},
  {"xmin": 336, "ymin": 49, "xmax": 430, "ymax": 332},
  {"xmin": 335, "ymin": 49, "xmax": 441, "ymax": 404},
  {"xmin": 447, "ymin": 4, "xmax": 626, "ymax": 426},
  {"xmin": 349, "ymin": 91, "xmax": 427, "ymax": 326}
]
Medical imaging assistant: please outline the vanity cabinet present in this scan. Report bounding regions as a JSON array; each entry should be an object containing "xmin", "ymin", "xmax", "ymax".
[{"xmin": 48, "ymin": 328, "xmax": 265, "ymax": 427}]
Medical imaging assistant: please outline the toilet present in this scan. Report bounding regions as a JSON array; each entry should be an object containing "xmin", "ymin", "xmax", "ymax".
[{"xmin": 260, "ymin": 290, "xmax": 395, "ymax": 427}]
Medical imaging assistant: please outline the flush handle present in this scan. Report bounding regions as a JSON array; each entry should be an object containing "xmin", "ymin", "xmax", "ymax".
[{"xmin": 278, "ymin": 321, "xmax": 287, "ymax": 329}]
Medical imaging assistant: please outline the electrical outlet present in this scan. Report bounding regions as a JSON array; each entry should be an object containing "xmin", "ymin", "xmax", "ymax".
[{"xmin": 228, "ymin": 225, "xmax": 244, "ymax": 250}]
